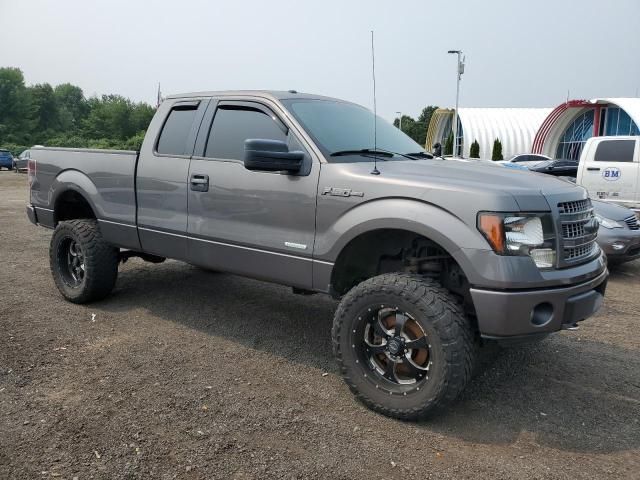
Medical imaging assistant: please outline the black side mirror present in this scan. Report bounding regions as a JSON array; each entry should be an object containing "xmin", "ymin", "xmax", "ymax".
[{"xmin": 243, "ymin": 139, "xmax": 304, "ymax": 173}]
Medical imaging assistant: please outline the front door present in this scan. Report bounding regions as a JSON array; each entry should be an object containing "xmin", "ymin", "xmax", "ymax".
[{"xmin": 187, "ymin": 99, "xmax": 320, "ymax": 288}]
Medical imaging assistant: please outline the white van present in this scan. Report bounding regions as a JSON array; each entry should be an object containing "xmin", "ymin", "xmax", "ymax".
[{"xmin": 576, "ymin": 136, "xmax": 640, "ymax": 210}]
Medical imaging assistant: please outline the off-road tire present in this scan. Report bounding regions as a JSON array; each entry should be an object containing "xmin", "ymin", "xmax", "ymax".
[
  {"xmin": 49, "ymin": 219, "xmax": 119, "ymax": 303},
  {"xmin": 332, "ymin": 273, "xmax": 477, "ymax": 420}
]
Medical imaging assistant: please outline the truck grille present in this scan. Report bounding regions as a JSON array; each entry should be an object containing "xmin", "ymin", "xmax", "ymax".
[
  {"xmin": 558, "ymin": 199, "xmax": 598, "ymax": 265},
  {"xmin": 624, "ymin": 215, "xmax": 639, "ymax": 230}
]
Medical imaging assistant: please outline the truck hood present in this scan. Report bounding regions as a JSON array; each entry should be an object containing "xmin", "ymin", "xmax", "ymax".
[{"xmin": 327, "ymin": 158, "xmax": 587, "ymax": 226}]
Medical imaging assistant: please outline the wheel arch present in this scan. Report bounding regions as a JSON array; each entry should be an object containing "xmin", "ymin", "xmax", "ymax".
[
  {"xmin": 52, "ymin": 169, "xmax": 100, "ymax": 225},
  {"xmin": 316, "ymin": 198, "xmax": 486, "ymax": 296}
]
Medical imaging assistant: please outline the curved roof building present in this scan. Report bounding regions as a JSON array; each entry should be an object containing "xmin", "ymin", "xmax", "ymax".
[
  {"xmin": 425, "ymin": 98, "xmax": 639, "ymax": 160},
  {"xmin": 425, "ymin": 107, "xmax": 551, "ymax": 159},
  {"xmin": 532, "ymin": 98, "xmax": 640, "ymax": 160}
]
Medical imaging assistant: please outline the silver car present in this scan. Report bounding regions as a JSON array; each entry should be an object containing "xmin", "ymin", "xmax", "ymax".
[{"xmin": 593, "ymin": 200, "xmax": 640, "ymax": 264}]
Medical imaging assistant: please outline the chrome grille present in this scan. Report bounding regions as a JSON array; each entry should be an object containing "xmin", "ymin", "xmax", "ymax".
[
  {"xmin": 558, "ymin": 199, "xmax": 591, "ymax": 215},
  {"xmin": 558, "ymin": 198, "xmax": 598, "ymax": 265},
  {"xmin": 562, "ymin": 222, "xmax": 585, "ymax": 239},
  {"xmin": 624, "ymin": 215, "xmax": 639, "ymax": 230},
  {"xmin": 564, "ymin": 243, "xmax": 598, "ymax": 261}
]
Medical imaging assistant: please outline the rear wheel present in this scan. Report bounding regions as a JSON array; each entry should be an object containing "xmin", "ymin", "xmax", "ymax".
[
  {"xmin": 332, "ymin": 273, "xmax": 477, "ymax": 420},
  {"xmin": 49, "ymin": 219, "xmax": 119, "ymax": 303}
]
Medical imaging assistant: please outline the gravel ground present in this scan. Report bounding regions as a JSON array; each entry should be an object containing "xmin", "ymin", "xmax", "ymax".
[{"xmin": 1, "ymin": 171, "xmax": 639, "ymax": 479}]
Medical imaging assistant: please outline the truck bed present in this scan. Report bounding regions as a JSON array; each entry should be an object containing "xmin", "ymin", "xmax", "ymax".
[{"xmin": 29, "ymin": 147, "xmax": 139, "ymax": 246}]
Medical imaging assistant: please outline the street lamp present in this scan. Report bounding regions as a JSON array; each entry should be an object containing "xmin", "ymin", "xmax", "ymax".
[
  {"xmin": 396, "ymin": 111, "xmax": 402, "ymax": 131},
  {"xmin": 447, "ymin": 50, "xmax": 465, "ymax": 157}
]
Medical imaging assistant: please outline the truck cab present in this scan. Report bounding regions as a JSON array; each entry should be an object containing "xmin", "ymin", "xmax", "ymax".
[{"xmin": 577, "ymin": 136, "xmax": 640, "ymax": 210}]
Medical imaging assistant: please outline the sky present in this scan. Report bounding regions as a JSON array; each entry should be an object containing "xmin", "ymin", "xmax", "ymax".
[{"xmin": 1, "ymin": 0, "xmax": 639, "ymax": 121}]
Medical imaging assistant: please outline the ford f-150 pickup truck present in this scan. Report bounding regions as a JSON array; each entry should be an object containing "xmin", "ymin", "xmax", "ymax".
[{"xmin": 26, "ymin": 90, "xmax": 608, "ymax": 420}]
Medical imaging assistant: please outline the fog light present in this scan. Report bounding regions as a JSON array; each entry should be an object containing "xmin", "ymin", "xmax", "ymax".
[
  {"xmin": 530, "ymin": 248, "xmax": 556, "ymax": 268},
  {"xmin": 612, "ymin": 242, "xmax": 625, "ymax": 251}
]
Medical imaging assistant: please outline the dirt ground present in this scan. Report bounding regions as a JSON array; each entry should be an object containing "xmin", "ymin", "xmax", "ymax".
[{"xmin": 1, "ymin": 171, "xmax": 639, "ymax": 479}]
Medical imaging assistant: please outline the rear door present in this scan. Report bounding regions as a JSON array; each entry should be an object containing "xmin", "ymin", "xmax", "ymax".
[
  {"xmin": 186, "ymin": 98, "xmax": 320, "ymax": 288},
  {"xmin": 579, "ymin": 138, "xmax": 639, "ymax": 207},
  {"xmin": 136, "ymin": 99, "xmax": 208, "ymax": 259}
]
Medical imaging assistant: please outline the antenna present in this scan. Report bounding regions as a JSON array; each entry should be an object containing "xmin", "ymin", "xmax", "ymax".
[{"xmin": 370, "ymin": 30, "xmax": 380, "ymax": 175}]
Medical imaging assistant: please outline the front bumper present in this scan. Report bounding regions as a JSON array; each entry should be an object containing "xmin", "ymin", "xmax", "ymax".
[
  {"xmin": 597, "ymin": 227, "xmax": 640, "ymax": 264},
  {"xmin": 470, "ymin": 267, "xmax": 608, "ymax": 338}
]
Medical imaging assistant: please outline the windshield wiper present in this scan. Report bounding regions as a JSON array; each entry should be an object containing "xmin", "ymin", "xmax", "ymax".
[
  {"xmin": 330, "ymin": 148, "xmax": 433, "ymax": 161},
  {"xmin": 330, "ymin": 149, "xmax": 394, "ymax": 158}
]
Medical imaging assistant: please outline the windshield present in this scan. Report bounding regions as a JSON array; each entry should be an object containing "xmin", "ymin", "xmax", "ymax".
[{"xmin": 282, "ymin": 99, "xmax": 425, "ymax": 161}]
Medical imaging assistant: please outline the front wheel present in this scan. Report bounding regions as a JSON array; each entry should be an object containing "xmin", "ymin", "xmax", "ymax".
[
  {"xmin": 49, "ymin": 219, "xmax": 119, "ymax": 303},
  {"xmin": 332, "ymin": 273, "xmax": 477, "ymax": 420}
]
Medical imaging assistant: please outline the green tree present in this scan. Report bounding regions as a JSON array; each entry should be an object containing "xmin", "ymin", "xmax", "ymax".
[
  {"xmin": 28, "ymin": 83, "xmax": 59, "ymax": 139},
  {"xmin": 491, "ymin": 138, "xmax": 503, "ymax": 161},
  {"xmin": 469, "ymin": 139, "xmax": 480, "ymax": 158},
  {"xmin": 392, "ymin": 106, "xmax": 438, "ymax": 147},
  {"xmin": 54, "ymin": 83, "xmax": 88, "ymax": 132},
  {"xmin": 0, "ymin": 67, "xmax": 31, "ymax": 144},
  {"xmin": 444, "ymin": 132, "xmax": 454, "ymax": 156}
]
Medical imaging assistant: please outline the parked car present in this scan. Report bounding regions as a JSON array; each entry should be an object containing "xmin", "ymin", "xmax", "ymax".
[
  {"xmin": 507, "ymin": 153, "xmax": 551, "ymax": 163},
  {"xmin": 13, "ymin": 149, "xmax": 31, "ymax": 172},
  {"xmin": 26, "ymin": 90, "xmax": 607, "ymax": 420},
  {"xmin": 528, "ymin": 159, "xmax": 579, "ymax": 177},
  {"xmin": 0, "ymin": 149, "xmax": 14, "ymax": 170},
  {"xmin": 576, "ymin": 136, "xmax": 640, "ymax": 211},
  {"xmin": 593, "ymin": 200, "xmax": 640, "ymax": 264}
]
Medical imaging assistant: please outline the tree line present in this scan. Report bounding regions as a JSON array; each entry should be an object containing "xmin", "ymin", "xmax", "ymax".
[
  {"xmin": 393, "ymin": 106, "xmax": 438, "ymax": 148},
  {"xmin": 0, "ymin": 67, "xmax": 155, "ymax": 155}
]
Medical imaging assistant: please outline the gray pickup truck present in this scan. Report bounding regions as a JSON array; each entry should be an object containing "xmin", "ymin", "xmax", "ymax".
[{"xmin": 27, "ymin": 90, "xmax": 608, "ymax": 419}]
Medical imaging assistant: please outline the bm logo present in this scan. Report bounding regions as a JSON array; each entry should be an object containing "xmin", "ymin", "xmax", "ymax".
[{"xmin": 602, "ymin": 167, "xmax": 621, "ymax": 181}]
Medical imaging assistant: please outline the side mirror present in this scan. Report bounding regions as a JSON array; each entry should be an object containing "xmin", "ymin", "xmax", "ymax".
[{"xmin": 243, "ymin": 139, "xmax": 304, "ymax": 173}]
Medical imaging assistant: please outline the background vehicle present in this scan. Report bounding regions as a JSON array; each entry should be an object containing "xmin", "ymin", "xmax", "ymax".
[
  {"xmin": 13, "ymin": 149, "xmax": 30, "ymax": 172},
  {"xmin": 528, "ymin": 158, "xmax": 579, "ymax": 177},
  {"xmin": 500, "ymin": 161, "xmax": 639, "ymax": 265},
  {"xmin": 593, "ymin": 200, "xmax": 640, "ymax": 264},
  {"xmin": 26, "ymin": 90, "xmax": 607, "ymax": 420},
  {"xmin": 576, "ymin": 136, "xmax": 640, "ymax": 211},
  {"xmin": 0, "ymin": 149, "xmax": 14, "ymax": 170},
  {"xmin": 507, "ymin": 153, "xmax": 551, "ymax": 163}
]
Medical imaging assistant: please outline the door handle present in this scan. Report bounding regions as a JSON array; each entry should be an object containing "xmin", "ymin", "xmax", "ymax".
[
  {"xmin": 587, "ymin": 167, "xmax": 600, "ymax": 171},
  {"xmin": 190, "ymin": 174, "xmax": 209, "ymax": 192}
]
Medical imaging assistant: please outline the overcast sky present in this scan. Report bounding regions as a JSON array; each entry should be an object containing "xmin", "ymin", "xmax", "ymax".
[{"xmin": 1, "ymin": 0, "xmax": 639, "ymax": 121}]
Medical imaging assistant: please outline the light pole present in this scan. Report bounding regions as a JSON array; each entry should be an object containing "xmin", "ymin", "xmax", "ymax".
[
  {"xmin": 447, "ymin": 50, "xmax": 464, "ymax": 157},
  {"xmin": 396, "ymin": 111, "xmax": 402, "ymax": 131}
]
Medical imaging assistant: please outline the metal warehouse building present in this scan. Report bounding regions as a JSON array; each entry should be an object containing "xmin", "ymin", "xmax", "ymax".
[{"xmin": 425, "ymin": 98, "xmax": 640, "ymax": 160}]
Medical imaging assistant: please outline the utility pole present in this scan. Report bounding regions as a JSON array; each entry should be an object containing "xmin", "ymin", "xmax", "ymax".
[
  {"xmin": 396, "ymin": 111, "xmax": 402, "ymax": 131},
  {"xmin": 447, "ymin": 50, "xmax": 464, "ymax": 157}
]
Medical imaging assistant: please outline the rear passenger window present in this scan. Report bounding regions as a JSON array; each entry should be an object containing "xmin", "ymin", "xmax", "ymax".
[
  {"xmin": 205, "ymin": 107, "xmax": 286, "ymax": 160},
  {"xmin": 594, "ymin": 140, "xmax": 635, "ymax": 162},
  {"xmin": 156, "ymin": 105, "xmax": 198, "ymax": 156}
]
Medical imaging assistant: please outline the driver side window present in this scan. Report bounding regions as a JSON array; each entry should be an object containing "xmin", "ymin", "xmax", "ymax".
[{"xmin": 205, "ymin": 106, "xmax": 287, "ymax": 160}]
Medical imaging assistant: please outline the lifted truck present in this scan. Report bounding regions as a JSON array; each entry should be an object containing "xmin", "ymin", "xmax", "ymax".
[{"xmin": 26, "ymin": 91, "xmax": 608, "ymax": 419}]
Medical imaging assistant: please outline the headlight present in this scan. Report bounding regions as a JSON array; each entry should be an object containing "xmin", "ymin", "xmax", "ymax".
[
  {"xmin": 594, "ymin": 214, "xmax": 623, "ymax": 229},
  {"xmin": 478, "ymin": 212, "xmax": 556, "ymax": 268}
]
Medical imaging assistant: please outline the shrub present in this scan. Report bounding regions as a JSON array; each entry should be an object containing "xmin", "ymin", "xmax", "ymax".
[
  {"xmin": 470, "ymin": 139, "xmax": 480, "ymax": 158},
  {"xmin": 491, "ymin": 138, "xmax": 503, "ymax": 161}
]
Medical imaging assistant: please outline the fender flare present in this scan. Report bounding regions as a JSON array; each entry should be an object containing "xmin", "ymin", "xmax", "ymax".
[
  {"xmin": 51, "ymin": 169, "xmax": 101, "ymax": 222},
  {"xmin": 313, "ymin": 198, "xmax": 490, "ymax": 292}
]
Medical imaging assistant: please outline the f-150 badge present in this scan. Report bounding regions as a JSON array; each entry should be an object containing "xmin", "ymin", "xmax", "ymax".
[{"xmin": 321, "ymin": 187, "xmax": 364, "ymax": 197}]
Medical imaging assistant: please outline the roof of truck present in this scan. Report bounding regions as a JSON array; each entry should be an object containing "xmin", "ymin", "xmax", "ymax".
[{"xmin": 166, "ymin": 90, "xmax": 348, "ymax": 103}]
